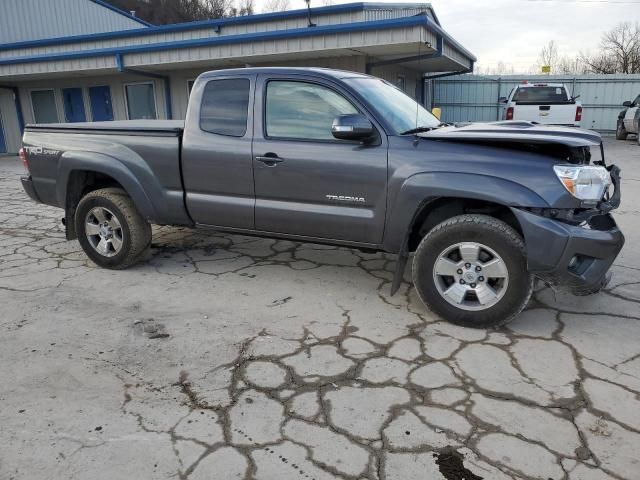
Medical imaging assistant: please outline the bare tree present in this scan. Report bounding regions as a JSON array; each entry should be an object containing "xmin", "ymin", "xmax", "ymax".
[
  {"xmin": 538, "ymin": 40, "xmax": 559, "ymax": 71},
  {"xmin": 536, "ymin": 40, "xmax": 590, "ymax": 74},
  {"xmin": 229, "ymin": 0, "xmax": 254, "ymax": 16},
  {"xmin": 474, "ymin": 62, "xmax": 516, "ymax": 75},
  {"xmin": 262, "ymin": 0, "xmax": 291, "ymax": 13},
  {"xmin": 104, "ymin": 0, "xmax": 254, "ymax": 24},
  {"xmin": 237, "ymin": 0, "xmax": 255, "ymax": 15},
  {"xmin": 582, "ymin": 22, "xmax": 640, "ymax": 74}
]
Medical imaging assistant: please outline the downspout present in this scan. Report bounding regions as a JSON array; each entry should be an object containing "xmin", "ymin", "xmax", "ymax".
[
  {"xmin": 0, "ymin": 85, "xmax": 25, "ymax": 133},
  {"xmin": 115, "ymin": 53, "xmax": 173, "ymax": 119}
]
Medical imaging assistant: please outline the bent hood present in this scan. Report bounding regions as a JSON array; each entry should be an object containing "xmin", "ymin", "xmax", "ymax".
[{"xmin": 419, "ymin": 121, "xmax": 601, "ymax": 147}]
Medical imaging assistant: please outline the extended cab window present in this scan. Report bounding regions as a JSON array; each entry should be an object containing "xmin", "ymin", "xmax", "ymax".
[
  {"xmin": 200, "ymin": 78, "xmax": 250, "ymax": 137},
  {"xmin": 265, "ymin": 81, "xmax": 357, "ymax": 141}
]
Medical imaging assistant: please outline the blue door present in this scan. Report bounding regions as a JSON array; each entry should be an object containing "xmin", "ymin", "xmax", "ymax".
[
  {"xmin": 0, "ymin": 110, "xmax": 7, "ymax": 154},
  {"xmin": 89, "ymin": 86, "xmax": 114, "ymax": 121},
  {"xmin": 62, "ymin": 88, "xmax": 87, "ymax": 123}
]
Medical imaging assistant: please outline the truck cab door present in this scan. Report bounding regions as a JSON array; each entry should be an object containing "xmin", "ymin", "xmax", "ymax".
[
  {"xmin": 181, "ymin": 74, "xmax": 256, "ymax": 229},
  {"xmin": 252, "ymin": 74, "xmax": 388, "ymax": 245},
  {"xmin": 623, "ymin": 95, "xmax": 640, "ymax": 132}
]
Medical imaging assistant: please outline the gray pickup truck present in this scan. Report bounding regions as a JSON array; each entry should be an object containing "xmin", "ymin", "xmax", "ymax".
[{"xmin": 20, "ymin": 67, "xmax": 624, "ymax": 328}]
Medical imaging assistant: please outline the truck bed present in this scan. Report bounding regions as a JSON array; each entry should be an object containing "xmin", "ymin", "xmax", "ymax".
[
  {"xmin": 25, "ymin": 120, "xmax": 184, "ymax": 136},
  {"xmin": 22, "ymin": 119, "xmax": 190, "ymax": 226}
]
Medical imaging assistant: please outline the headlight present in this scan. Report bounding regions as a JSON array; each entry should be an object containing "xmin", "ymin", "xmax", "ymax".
[{"xmin": 553, "ymin": 165, "xmax": 611, "ymax": 202}]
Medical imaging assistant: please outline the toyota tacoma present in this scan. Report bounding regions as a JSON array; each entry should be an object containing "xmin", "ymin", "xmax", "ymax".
[{"xmin": 19, "ymin": 68, "xmax": 624, "ymax": 328}]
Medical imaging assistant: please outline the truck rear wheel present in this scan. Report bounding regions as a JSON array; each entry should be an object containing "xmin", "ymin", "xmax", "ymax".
[
  {"xmin": 75, "ymin": 188, "xmax": 151, "ymax": 269},
  {"xmin": 412, "ymin": 214, "xmax": 533, "ymax": 328},
  {"xmin": 616, "ymin": 120, "xmax": 628, "ymax": 140}
]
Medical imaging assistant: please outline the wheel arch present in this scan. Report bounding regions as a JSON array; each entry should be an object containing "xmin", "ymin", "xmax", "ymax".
[
  {"xmin": 58, "ymin": 153, "xmax": 157, "ymax": 240},
  {"xmin": 406, "ymin": 197, "xmax": 523, "ymax": 252},
  {"xmin": 383, "ymin": 172, "xmax": 547, "ymax": 254}
]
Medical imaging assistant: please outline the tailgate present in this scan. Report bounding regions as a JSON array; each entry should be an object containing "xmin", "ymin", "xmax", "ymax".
[{"xmin": 513, "ymin": 104, "xmax": 577, "ymax": 125}]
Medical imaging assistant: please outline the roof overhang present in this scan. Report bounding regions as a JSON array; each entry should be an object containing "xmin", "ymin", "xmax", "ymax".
[{"xmin": 0, "ymin": 5, "xmax": 475, "ymax": 82}]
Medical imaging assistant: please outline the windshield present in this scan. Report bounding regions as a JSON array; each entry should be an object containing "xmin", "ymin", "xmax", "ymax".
[{"xmin": 344, "ymin": 77, "xmax": 440, "ymax": 134}]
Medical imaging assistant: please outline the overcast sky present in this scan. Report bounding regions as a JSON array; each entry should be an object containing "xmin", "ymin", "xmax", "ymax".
[{"xmin": 255, "ymin": 0, "xmax": 640, "ymax": 73}]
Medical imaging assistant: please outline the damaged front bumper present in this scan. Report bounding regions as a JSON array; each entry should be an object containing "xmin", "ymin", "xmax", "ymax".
[
  {"xmin": 512, "ymin": 162, "xmax": 624, "ymax": 296},
  {"xmin": 513, "ymin": 208, "xmax": 624, "ymax": 295}
]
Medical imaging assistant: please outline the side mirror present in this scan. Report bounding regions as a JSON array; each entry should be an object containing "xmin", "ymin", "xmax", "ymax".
[
  {"xmin": 572, "ymin": 94, "xmax": 581, "ymax": 101},
  {"xmin": 498, "ymin": 96, "xmax": 508, "ymax": 104},
  {"xmin": 623, "ymin": 101, "xmax": 632, "ymax": 107},
  {"xmin": 332, "ymin": 114, "xmax": 374, "ymax": 141},
  {"xmin": 431, "ymin": 107, "xmax": 442, "ymax": 120}
]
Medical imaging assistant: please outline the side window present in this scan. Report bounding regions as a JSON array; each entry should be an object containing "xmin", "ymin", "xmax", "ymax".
[
  {"xmin": 125, "ymin": 82, "xmax": 157, "ymax": 120},
  {"xmin": 200, "ymin": 78, "xmax": 250, "ymax": 137},
  {"xmin": 265, "ymin": 81, "xmax": 358, "ymax": 141},
  {"xmin": 634, "ymin": 95, "xmax": 640, "ymax": 106},
  {"xmin": 31, "ymin": 89, "xmax": 59, "ymax": 124}
]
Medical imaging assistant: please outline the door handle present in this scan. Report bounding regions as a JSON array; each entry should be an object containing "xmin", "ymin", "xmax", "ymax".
[{"xmin": 255, "ymin": 154, "xmax": 284, "ymax": 167}]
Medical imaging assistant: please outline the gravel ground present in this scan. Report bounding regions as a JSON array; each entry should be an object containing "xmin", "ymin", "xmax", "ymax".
[{"xmin": 0, "ymin": 137, "xmax": 638, "ymax": 480}]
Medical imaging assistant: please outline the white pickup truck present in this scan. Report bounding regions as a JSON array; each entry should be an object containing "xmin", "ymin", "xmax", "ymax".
[
  {"xmin": 500, "ymin": 82, "xmax": 582, "ymax": 127},
  {"xmin": 616, "ymin": 94, "xmax": 640, "ymax": 145}
]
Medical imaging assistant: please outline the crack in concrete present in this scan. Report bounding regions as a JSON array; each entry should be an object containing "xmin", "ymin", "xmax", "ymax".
[{"xmin": 1, "ymin": 145, "xmax": 639, "ymax": 480}]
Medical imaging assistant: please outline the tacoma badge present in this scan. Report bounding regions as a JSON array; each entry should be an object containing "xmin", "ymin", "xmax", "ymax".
[{"xmin": 326, "ymin": 194, "xmax": 366, "ymax": 203}]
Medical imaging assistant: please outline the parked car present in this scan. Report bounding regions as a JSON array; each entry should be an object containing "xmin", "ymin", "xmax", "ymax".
[
  {"xmin": 616, "ymin": 94, "xmax": 640, "ymax": 144},
  {"xmin": 19, "ymin": 68, "xmax": 624, "ymax": 328},
  {"xmin": 500, "ymin": 81, "xmax": 583, "ymax": 126}
]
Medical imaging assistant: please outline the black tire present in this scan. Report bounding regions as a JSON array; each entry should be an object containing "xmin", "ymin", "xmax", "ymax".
[
  {"xmin": 615, "ymin": 120, "xmax": 628, "ymax": 140},
  {"xmin": 75, "ymin": 188, "xmax": 151, "ymax": 269},
  {"xmin": 412, "ymin": 214, "xmax": 533, "ymax": 329}
]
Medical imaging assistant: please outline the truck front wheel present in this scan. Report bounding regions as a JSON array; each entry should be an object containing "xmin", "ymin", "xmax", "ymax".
[
  {"xmin": 616, "ymin": 120, "xmax": 628, "ymax": 140},
  {"xmin": 412, "ymin": 214, "xmax": 533, "ymax": 328},
  {"xmin": 75, "ymin": 188, "xmax": 151, "ymax": 269}
]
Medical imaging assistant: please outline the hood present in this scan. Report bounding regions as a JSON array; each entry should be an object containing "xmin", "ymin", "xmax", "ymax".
[{"xmin": 419, "ymin": 121, "xmax": 601, "ymax": 148}]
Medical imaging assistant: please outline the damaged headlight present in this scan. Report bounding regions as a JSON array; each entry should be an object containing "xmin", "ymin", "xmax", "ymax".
[{"xmin": 553, "ymin": 165, "xmax": 611, "ymax": 202}]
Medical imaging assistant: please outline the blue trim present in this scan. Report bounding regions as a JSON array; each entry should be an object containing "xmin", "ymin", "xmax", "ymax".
[
  {"xmin": 88, "ymin": 0, "xmax": 153, "ymax": 27},
  {"xmin": 0, "ymin": 16, "xmax": 432, "ymax": 66},
  {"xmin": 116, "ymin": 55, "xmax": 172, "ymax": 119},
  {"xmin": 0, "ymin": 3, "xmax": 366, "ymax": 51},
  {"xmin": 0, "ymin": 3, "xmax": 438, "ymax": 52},
  {"xmin": 115, "ymin": 52, "xmax": 124, "ymax": 71},
  {"xmin": 13, "ymin": 87, "xmax": 25, "ymax": 133}
]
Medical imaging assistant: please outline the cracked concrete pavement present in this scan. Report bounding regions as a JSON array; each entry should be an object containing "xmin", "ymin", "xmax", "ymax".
[{"xmin": 0, "ymin": 137, "xmax": 639, "ymax": 480}]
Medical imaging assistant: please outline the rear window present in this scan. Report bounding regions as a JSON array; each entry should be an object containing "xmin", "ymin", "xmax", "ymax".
[
  {"xmin": 200, "ymin": 78, "xmax": 250, "ymax": 137},
  {"xmin": 513, "ymin": 86, "xmax": 569, "ymax": 103}
]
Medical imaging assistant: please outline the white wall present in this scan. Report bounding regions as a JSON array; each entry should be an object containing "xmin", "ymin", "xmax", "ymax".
[
  {"xmin": 17, "ymin": 74, "xmax": 167, "ymax": 125},
  {"xmin": 0, "ymin": 90, "xmax": 22, "ymax": 154}
]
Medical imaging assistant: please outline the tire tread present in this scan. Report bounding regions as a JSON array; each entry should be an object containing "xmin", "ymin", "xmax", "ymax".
[
  {"xmin": 76, "ymin": 188, "xmax": 151, "ymax": 269},
  {"xmin": 412, "ymin": 214, "xmax": 534, "ymax": 328}
]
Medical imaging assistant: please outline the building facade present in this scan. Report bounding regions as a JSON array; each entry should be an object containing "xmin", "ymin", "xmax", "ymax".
[{"xmin": 0, "ymin": 0, "xmax": 475, "ymax": 154}]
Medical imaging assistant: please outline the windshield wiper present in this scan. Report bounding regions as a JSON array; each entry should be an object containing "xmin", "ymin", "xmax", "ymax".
[{"xmin": 400, "ymin": 123, "xmax": 450, "ymax": 135}]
